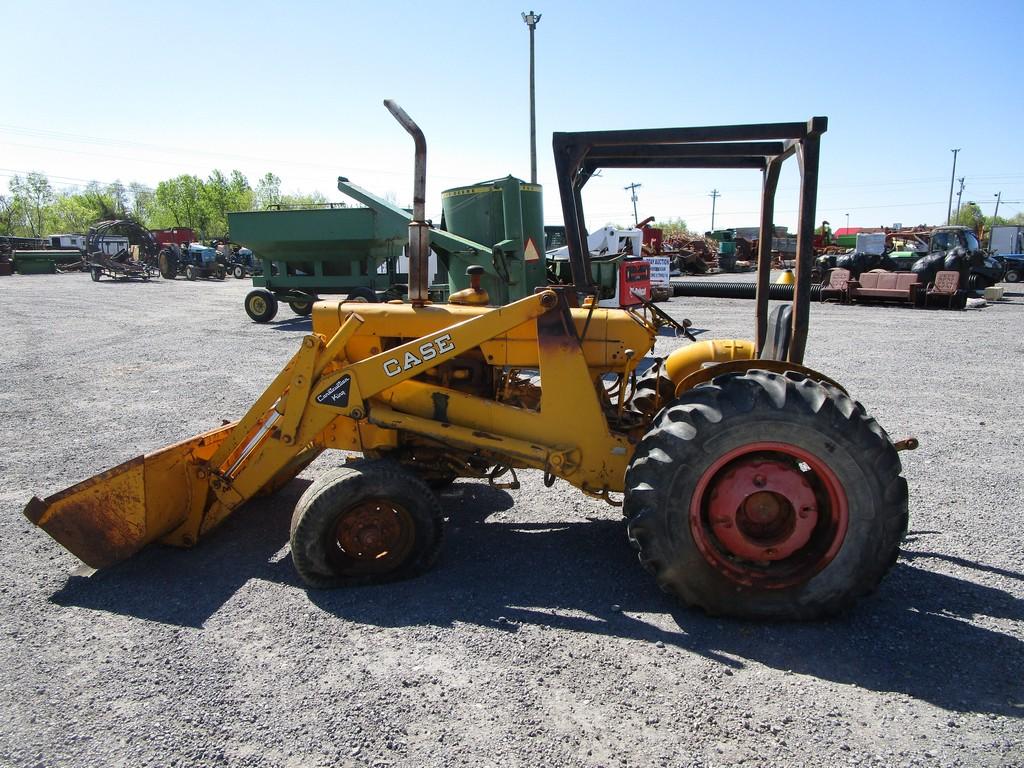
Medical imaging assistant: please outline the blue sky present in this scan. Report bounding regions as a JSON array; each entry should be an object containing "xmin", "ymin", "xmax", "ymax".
[{"xmin": 4, "ymin": 0, "xmax": 1022, "ymax": 233}]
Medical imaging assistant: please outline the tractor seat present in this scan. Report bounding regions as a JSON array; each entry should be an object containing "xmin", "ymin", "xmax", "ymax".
[{"xmin": 759, "ymin": 304, "xmax": 792, "ymax": 361}]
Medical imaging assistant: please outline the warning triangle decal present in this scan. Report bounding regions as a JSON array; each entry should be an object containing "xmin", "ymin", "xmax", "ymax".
[{"xmin": 524, "ymin": 237, "xmax": 540, "ymax": 262}]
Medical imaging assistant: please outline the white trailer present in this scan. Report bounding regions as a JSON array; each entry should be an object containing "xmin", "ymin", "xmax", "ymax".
[{"xmin": 990, "ymin": 225, "xmax": 1024, "ymax": 256}]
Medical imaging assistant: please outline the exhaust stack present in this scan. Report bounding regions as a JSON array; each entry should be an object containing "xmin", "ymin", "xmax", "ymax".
[{"xmin": 384, "ymin": 100, "xmax": 430, "ymax": 306}]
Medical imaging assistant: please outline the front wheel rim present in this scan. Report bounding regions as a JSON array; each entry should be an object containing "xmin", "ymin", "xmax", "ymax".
[
  {"xmin": 690, "ymin": 441, "xmax": 849, "ymax": 589},
  {"xmin": 330, "ymin": 499, "xmax": 416, "ymax": 575},
  {"xmin": 249, "ymin": 296, "xmax": 267, "ymax": 316}
]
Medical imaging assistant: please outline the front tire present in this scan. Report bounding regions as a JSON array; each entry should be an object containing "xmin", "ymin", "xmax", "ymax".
[
  {"xmin": 624, "ymin": 369, "xmax": 908, "ymax": 620},
  {"xmin": 289, "ymin": 461, "xmax": 444, "ymax": 588},
  {"xmin": 185, "ymin": 265, "xmax": 196, "ymax": 281},
  {"xmin": 1005, "ymin": 269, "xmax": 1020, "ymax": 283},
  {"xmin": 233, "ymin": 264, "xmax": 245, "ymax": 279},
  {"xmin": 90, "ymin": 267, "xmax": 101, "ymax": 282}
]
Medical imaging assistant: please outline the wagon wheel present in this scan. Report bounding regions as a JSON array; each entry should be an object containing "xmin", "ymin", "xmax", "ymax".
[
  {"xmin": 289, "ymin": 299, "xmax": 314, "ymax": 317},
  {"xmin": 244, "ymin": 289, "xmax": 278, "ymax": 323}
]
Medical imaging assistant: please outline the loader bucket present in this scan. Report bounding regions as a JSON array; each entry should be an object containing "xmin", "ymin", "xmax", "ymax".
[{"xmin": 23, "ymin": 423, "xmax": 236, "ymax": 569}]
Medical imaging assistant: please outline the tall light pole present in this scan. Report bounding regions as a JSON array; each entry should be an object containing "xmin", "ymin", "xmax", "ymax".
[
  {"xmin": 993, "ymin": 191, "xmax": 1002, "ymax": 220},
  {"xmin": 845, "ymin": 213, "xmax": 850, "ymax": 234},
  {"xmin": 625, "ymin": 182, "xmax": 641, "ymax": 225},
  {"xmin": 522, "ymin": 10, "xmax": 541, "ymax": 184},
  {"xmin": 946, "ymin": 148, "xmax": 960, "ymax": 224},
  {"xmin": 709, "ymin": 189, "xmax": 720, "ymax": 230}
]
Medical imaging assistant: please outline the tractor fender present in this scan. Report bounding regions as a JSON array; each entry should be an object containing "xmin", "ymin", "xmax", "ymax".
[
  {"xmin": 671, "ymin": 353, "xmax": 849, "ymax": 398},
  {"xmin": 661, "ymin": 339, "xmax": 756, "ymax": 394}
]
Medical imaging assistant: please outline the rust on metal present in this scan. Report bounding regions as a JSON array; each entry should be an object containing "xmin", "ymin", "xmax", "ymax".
[
  {"xmin": 689, "ymin": 441, "xmax": 849, "ymax": 589},
  {"xmin": 333, "ymin": 499, "xmax": 415, "ymax": 575},
  {"xmin": 23, "ymin": 456, "xmax": 150, "ymax": 569}
]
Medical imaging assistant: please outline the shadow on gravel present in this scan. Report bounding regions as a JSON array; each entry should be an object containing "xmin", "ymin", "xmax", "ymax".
[
  {"xmin": 49, "ymin": 479, "xmax": 311, "ymax": 628},
  {"xmin": 268, "ymin": 317, "xmax": 313, "ymax": 332},
  {"xmin": 49, "ymin": 479, "xmax": 1023, "ymax": 717},
  {"xmin": 301, "ymin": 483, "xmax": 1024, "ymax": 718}
]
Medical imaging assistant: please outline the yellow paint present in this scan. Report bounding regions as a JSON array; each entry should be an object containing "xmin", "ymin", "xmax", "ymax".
[{"xmin": 25, "ymin": 289, "xmax": 764, "ymax": 570}]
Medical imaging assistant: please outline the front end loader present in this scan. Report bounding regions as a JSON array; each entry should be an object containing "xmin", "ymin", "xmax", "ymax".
[{"xmin": 24, "ymin": 103, "xmax": 911, "ymax": 620}]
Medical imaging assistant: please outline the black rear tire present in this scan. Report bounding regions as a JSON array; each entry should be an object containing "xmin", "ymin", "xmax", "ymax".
[
  {"xmin": 624, "ymin": 369, "xmax": 908, "ymax": 620},
  {"xmin": 289, "ymin": 299, "xmax": 314, "ymax": 317},
  {"xmin": 158, "ymin": 247, "xmax": 179, "ymax": 280},
  {"xmin": 244, "ymin": 288, "xmax": 279, "ymax": 323},
  {"xmin": 290, "ymin": 461, "xmax": 444, "ymax": 588}
]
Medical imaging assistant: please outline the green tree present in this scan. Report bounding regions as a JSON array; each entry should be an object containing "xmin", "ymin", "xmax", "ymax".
[
  {"xmin": 10, "ymin": 172, "xmax": 54, "ymax": 236},
  {"xmin": 46, "ymin": 192, "xmax": 103, "ymax": 233},
  {"xmin": 153, "ymin": 175, "xmax": 208, "ymax": 234},
  {"xmin": 951, "ymin": 201, "xmax": 984, "ymax": 230},
  {"xmin": 0, "ymin": 194, "xmax": 22, "ymax": 236},
  {"xmin": 281, "ymin": 190, "xmax": 330, "ymax": 208},
  {"xmin": 128, "ymin": 182, "xmax": 154, "ymax": 224},
  {"xmin": 82, "ymin": 181, "xmax": 120, "ymax": 221},
  {"xmin": 107, "ymin": 181, "xmax": 129, "ymax": 217},
  {"xmin": 655, "ymin": 217, "xmax": 692, "ymax": 238},
  {"xmin": 254, "ymin": 172, "xmax": 282, "ymax": 209},
  {"xmin": 202, "ymin": 169, "xmax": 253, "ymax": 236}
]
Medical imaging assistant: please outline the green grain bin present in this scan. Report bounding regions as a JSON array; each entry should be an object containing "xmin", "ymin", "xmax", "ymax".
[
  {"xmin": 441, "ymin": 176, "xmax": 545, "ymax": 304},
  {"xmin": 229, "ymin": 206, "xmax": 404, "ymax": 298}
]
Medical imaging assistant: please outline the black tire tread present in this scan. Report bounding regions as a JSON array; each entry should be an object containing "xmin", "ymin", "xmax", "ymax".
[
  {"xmin": 289, "ymin": 460, "xmax": 444, "ymax": 589},
  {"xmin": 624, "ymin": 369, "xmax": 908, "ymax": 620}
]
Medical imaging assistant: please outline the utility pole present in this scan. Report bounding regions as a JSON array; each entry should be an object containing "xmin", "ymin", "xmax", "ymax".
[
  {"xmin": 845, "ymin": 213, "xmax": 850, "ymax": 234},
  {"xmin": 624, "ymin": 182, "xmax": 641, "ymax": 225},
  {"xmin": 709, "ymin": 189, "xmax": 721, "ymax": 230},
  {"xmin": 955, "ymin": 177, "xmax": 965, "ymax": 220},
  {"xmin": 946, "ymin": 148, "xmax": 960, "ymax": 225},
  {"xmin": 993, "ymin": 191, "xmax": 1002, "ymax": 220},
  {"xmin": 522, "ymin": 10, "xmax": 541, "ymax": 184}
]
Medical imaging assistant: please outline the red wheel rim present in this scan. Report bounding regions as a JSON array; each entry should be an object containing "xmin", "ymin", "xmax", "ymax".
[
  {"xmin": 331, "ymin": 499, "xmax": 416, "ymax": 575},
  {"xmin": 689, "ymin": 441, "xmax": 849, "ymax": 589}
]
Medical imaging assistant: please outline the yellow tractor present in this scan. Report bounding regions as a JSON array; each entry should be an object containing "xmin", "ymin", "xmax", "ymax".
[{"xmin": 24, "ymin": 104, "xmax": 911, "ymax": 620}]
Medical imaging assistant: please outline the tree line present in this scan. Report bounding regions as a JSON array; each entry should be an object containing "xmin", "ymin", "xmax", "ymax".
[{"xmin": 0, "ymin": 170, "xmax": 334, "ymax": 240}]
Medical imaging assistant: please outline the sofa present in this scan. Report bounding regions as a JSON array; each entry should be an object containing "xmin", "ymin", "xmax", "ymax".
[{"xmin": 847, "ymin": 271, "xmax": 921, "ymax": 305}]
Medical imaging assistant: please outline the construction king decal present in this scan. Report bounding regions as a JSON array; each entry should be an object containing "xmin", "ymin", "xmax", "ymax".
[{"xmin": 316, "ymin": 374, "xmax": 351, "ymax": 407}]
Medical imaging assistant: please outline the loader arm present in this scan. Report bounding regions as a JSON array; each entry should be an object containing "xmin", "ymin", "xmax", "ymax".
[{"xmin": 25, "ymin": 290, "xmax": 560, "ymax": 570}]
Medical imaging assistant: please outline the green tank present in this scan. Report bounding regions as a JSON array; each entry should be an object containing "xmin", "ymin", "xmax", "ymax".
[{"xmin": 441, "ymin": 176, "xmax": 546, "ymax": 304}]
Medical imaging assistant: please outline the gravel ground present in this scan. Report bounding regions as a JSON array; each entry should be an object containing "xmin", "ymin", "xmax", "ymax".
[{"xmin": 1, "ymin": 272, "xmax": 1021, "ymax": 768}]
